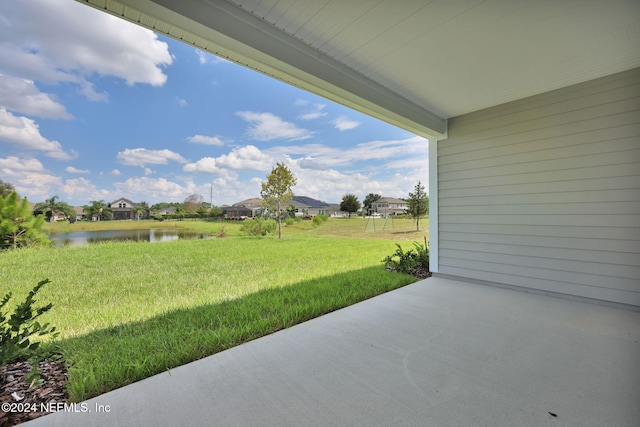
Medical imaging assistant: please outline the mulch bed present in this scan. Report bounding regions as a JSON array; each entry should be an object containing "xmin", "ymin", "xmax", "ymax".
[
  {"xmin": 407, "ymin": 266, "xmax": 431, "ymax": 280},
  {"xmin": 0, "ymin": 355, "xmax": 68, "ymax": 427},
  {"xmin": 384, "ymin": 266, "xmax": 432, "ymax": 280}
]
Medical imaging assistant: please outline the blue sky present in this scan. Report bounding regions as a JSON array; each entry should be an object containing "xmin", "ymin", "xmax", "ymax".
[{"xmin": 0, "ymin": 0, "xmax": 428, "ymax": 207}]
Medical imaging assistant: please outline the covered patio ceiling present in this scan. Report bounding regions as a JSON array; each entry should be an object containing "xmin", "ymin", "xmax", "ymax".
[{"xmin": 78, "ymin": 0, "xmax": 640, "ymax": 139}]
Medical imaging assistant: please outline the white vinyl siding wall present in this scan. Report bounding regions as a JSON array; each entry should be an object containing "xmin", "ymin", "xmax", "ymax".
[{"xmin": 437, "ymin": 68, "xmax": 640, "ymax": 306}]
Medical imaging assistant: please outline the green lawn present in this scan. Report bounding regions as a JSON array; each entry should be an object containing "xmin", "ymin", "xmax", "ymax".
[{"xmin": 0, "ymin": 219, "xmax": 428, "ymax": 400}]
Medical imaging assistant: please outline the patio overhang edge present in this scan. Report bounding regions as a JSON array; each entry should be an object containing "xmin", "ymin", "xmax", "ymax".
[{"xmin": 76, "ymin": 0, "xmax": 448, "ymax": 140}]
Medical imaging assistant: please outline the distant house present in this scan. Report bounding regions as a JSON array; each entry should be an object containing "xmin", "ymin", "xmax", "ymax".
[
  {"xmin": 326, "ymin": 203, "xmax": 348, "ymax": 217},
  {"xmin": 291, "ymin": 196, "xmax": 330, "ymax": 216},
  {"xmin": 223, "ymin": 198, "xmax": 264, "ymax": 218},
  {"xmin": 108, "ymin": 198, "xmax": 137, "ymax": 220},
  {"xmin": 371, "ymin": 197, "xmax": 407, "ymax": 216},
  {"xmin": 30, "ymin": 201, "xmax": 80, "ymax": 222},
  {"xmin": 73, "ymin": 206, "xmax": 86, "ymax": 221}
]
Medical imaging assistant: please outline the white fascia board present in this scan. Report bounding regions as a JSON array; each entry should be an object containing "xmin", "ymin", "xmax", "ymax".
[
  {"xmin": 428, "ymin": 139, "xmax": 438, "ymax": 273},
  {"xmin": 77, "ymin": 0, "xmax": 447, "ymax": 139}
]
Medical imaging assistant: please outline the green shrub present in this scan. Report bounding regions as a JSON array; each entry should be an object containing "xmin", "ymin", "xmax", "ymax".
[
  {"xmin": 312, "ymin": 214, "xmax": 328, "ymax": 227},
  {"xmin": 0, "ymin": 279, "xmax": 58, "ymax": 364},
  {"xmin": 382, "ymin": 238, "xmax": 429, "ymax": 274},
  {"xmin": 284, "ymin": 217, "xmax": 295, "ymax": 226},
  {"xmin": 241, "ymin": 218, "xmax": 277, "ymax": 236},
  {"xmin": 0, "ymin": 192, "xmax": 50, "ymax": 250}
]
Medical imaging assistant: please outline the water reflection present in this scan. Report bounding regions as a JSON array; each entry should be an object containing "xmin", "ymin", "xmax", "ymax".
[{"xmin": 50, "ymin": 229, "xmax": 211, "ymax": 247}]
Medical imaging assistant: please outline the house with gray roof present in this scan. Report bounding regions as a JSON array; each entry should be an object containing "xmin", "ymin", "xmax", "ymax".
[{"xmin": 291, "ymin": 196, "xmax": 330, "ymax": 216}]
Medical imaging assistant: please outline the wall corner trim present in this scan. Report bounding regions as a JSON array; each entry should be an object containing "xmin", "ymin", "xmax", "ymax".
[{"xmin": 428, "ymin": 139, "xmax": 439, "ymax": 273}]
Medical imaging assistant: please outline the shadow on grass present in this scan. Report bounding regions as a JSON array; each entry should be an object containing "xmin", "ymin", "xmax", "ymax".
[{"xmin": 56, "ymin": 266, "xmax": 416, "ymax": 402}]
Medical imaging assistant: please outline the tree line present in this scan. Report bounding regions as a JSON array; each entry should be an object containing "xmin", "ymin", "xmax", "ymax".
[{"xmin": 0, "ymin": 171, "xmax": 429, "ymax": 248}]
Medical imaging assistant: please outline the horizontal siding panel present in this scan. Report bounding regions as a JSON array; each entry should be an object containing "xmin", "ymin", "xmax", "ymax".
[
  {"xmin": 440, "ymin": 249, "xmax": 640, "ymax": 282},
  {"xmin": 439, "ymin": 223, "xmax": 640, "ymax": 242},
  {"xmin": 448, "ymin": 86, "xmax": 640, "ymax": 136},
  {"xmin": 438, "ymin": 69, "xmax": 640, "ymax": 305},
  {"xmin": 439, "ymin": 256, "xmax": 640, "ymax": 293},
  {"xmin": 439, "ymin": 132, "xmax": 640, "ymax": 173},
  {"xmin": 439, "ymin": 188, "xmax": 640, "ymax": 206},
  {"xmin": 439, "ymin": 240, "xmax": 640, "ymax": 269},
  {"xmin": 440, "ymin": 175, "xmax": 640, "ymax": 198},
  {"xmin": 448, "ymin": 69, "xmax": 640, "ymax": 131},
  {"xmin": 440, "ymin": 164, "xmax": 640, "ymax": 190},
  {"xmin": 440, "ymin": 145, "xmax": 640, "ymax": 181},
  {"xmin": 440, "ymin": 214, "xmax": 638, "ymax": 227},
  {"xmin": 439, "ymin": 201, "xmax": 640, "ymax": 216},
  {"xmin": 440, "ymin": 100, "xmax": 640, "ymax": 153},
  {"xmin": 440, "ymin": 111, "xmax": 640, "ymax": 163},
  {"xmin": 448, "ymin": 92, "xmax": 640, "ymax": 140},
  {"xmin": 439, "ymin": 231, "xmax": 640, "ymax": 255},
  {"xmin": 437, "ymin": 265, "xmax": 640, "ymax": 306}
]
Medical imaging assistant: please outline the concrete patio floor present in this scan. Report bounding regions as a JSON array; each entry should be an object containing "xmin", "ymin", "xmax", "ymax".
[{"xmin": 24, "ymin": 277, "xmax": 640, "ymax": 426}]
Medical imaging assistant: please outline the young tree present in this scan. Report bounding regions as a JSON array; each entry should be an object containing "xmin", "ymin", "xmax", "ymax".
[
  {"xmin": 340, "ymin": 194, "xmax": 361, "ymax": 217},
  {"xmin": 183, "ymin": 193, "xmax": 204, "ymax": 213},
  {"xmin": 363, "ymin": 193, "xmax": 381, "ymax": 214},
  {"xmin": 83, "ymin": 200, "xmax": 113, "ymax": 221},
  {"xmin": 0, "ymin": 179, "xmax": 16, "ymax": 198},
  {"xmin": 208, "ymin": 205, "xmax": 223, "ymax": 217},
  {"xmin": 137, "ymin": 201, "xmax": 150, "ymax": 219},
  {"xmin": 133, "ymin": 206, "xmax": 145, "ymax": 220},
  {"xmin": 0, "ymin": 192, "xmax": 49, "ymax": 250},
  {"xmin": 260, "ymin": 162, "xmax": 297, "ymax": 239},
  {"xmin": 407, "ymin": 181, "xmax": 429, "ymax": 231}
]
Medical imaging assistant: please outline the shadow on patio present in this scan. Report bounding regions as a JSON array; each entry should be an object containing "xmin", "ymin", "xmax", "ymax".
[{"xmin": 25, "ymin": 277, "xmax": 640, "ymax": 426}]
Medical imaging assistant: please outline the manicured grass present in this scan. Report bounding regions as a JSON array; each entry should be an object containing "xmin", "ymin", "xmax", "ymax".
[
  {"xmin": 0, "ymin": 234, "xmax": 418, "ymax": 401},
  {"xmin": 43, "ymin": 216, "xmax": 429, "ymax": 241},
  {"xmin": 303, "ymin": 216, "xmax": 428, "ymax": 240}
]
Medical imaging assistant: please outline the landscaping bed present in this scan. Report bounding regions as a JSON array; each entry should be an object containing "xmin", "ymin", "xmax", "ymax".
[{"xmin": 0, "ymin": 356, "xmax": 67, "ymax": 426}]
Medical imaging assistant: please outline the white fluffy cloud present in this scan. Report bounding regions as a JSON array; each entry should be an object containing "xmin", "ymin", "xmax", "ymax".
[
  {"xmin": 61, "ymin": 177, "xmax": 111, "ymax": 202},
  {"xmin": 184, "ymin": 145, "xmax": 273, "ymax": 174},
  {"xmin": 0, "ymin": 156, "xmax": 46, "ymax": 174},
  {"xmin": 331, "ymin": 116, "xmax": 361, "ymax": 131},
  {"xmin": 0, "ymin": 156, "xmax": 62, "ymax": 201},
  {"xmin": 66, "ymin": 166, "xmax": 90, "ymax": 174},
  {"xmin": 186, "ymin": 134, "xmax": 224, "ymax": 146},
  {"xmin": 266, "ymin": 136, "xmax": 428, "ymax": 170},
  {"xmin": 117, "ymin": 148, "xmax": 187, "ymax": 167},
  {"xmin": 0, "ymin": 74, "xmax": 72, "ymax": 119},
  {"xmin": 298, "ymin": 103, "xmax": 327, "ymax": 120},
  {"xmin": 195, "ymin": 49, "xmax": 227, "ymax": 65},
  {"xmin": 0, "ymin": 108, "xmax": 75, "ymax": 160},
  {"xmin": 115, "ymin": 177, "xmax": 196, "ymax": 201},
  {"xmin": 0, "ymin": 0, "xmax": 172, "ymax": 89},
  {"xmin": 236, "ymin": 111, "xmax": 313, "ymax": 141}
]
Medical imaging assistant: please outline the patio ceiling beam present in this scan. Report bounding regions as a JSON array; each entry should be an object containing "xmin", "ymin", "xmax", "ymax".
[{"xmin": 77, "ymin": 0, "xmax": 447, "ymax": 139}]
